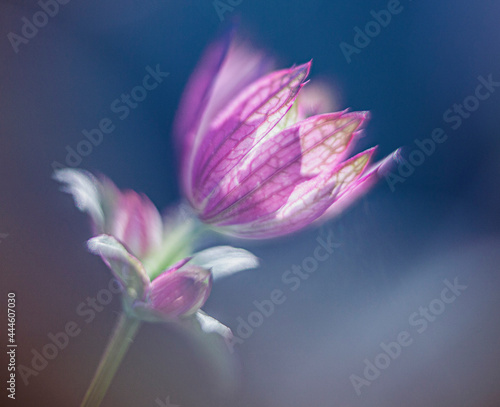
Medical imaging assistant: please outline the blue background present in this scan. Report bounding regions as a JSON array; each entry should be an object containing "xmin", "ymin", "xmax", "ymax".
[{"xmin": 1, "ymin": 1, "xmax": 499, "ymax": 406}]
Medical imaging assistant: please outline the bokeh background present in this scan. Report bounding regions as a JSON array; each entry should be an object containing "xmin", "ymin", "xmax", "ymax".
[{"xmin": 1, "ymin": 1, "xmax": 500, "ymax": 406}]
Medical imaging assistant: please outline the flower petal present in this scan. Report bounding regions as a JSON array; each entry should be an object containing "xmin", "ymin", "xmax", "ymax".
[
  {"xmin": 194, "ymin": 311, "xmax": 233, "ymax": 340},
  {"xmin": 173, "ymin": 30, "xmax": 232, "ymax": 153},
  {"xmin": 87, "ymin": 234, "xmax": 150, "ymax": 300},
  {"xmin": 176, "ymin": 32, "xmax": 272, "ymax": 201},
  {"xmin": 190, "ymin": 246, "xmax": 259, "ymax": 280},
  {"xmin": 202, "ymin": 111, "xmax": 367, "ymax": 225},
  {"xmin": 193, "ymin": 40, "xmax": 273, "ymax": 151},
  {"xmin": 191, "ymin": 62, "xmax": 311, "ymax": 208},
  {"xmin": 55, "ymin": 169, "xmax": 164, "ymax": 262},
  {"xmin": 53, "ymin": 169, "xmax": 109, "ymax": 233},
  {"xmin": 219, "ymin": 148, "xmax": 376, "ymax": 238},
  {"xmin": 148, "ymin": 265, "xmax": 212, "ymax": 318},
  {"xmin": 111, "ymin": 190, "xmax": 163, "ymax": 260},
  {"xmin": 318, "ymin": 148, "xmax": 400, "ymax": 220},
  {"xmin": 183, "ymin": 311, "xmax": 239, "ymax": 392}
]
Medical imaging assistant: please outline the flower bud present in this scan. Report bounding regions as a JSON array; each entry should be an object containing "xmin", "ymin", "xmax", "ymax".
[{"xmin": 149, "ymin": 264, "xmax": 212, "ymax": 318}]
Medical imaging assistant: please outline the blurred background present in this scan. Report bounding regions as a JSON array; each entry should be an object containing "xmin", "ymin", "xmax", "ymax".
[{"xmin": 1, "ymin": 0, "xmax": 499, "ymax": 406}]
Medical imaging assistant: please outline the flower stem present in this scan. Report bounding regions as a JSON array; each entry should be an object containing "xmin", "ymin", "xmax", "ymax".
[
  {"xmin": 145, "ymin": 218, "xmax": 206, "ymax": 279},
  {"xmin": 80, "ymin": 312, "xmax": 141, "ymax": 407}
]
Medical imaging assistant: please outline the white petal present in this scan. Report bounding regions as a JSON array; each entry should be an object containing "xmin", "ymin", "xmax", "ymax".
[
  {"xmin": 53, "ymin": 169, "xmax": 105, "ymax": 231},
  {"xmin": 190, "ymin": 246, "xmax": 259, "ymax": 280},
  {"xmin": 194, "ymin": 311, "xmax": 233, "ymax": 339}
]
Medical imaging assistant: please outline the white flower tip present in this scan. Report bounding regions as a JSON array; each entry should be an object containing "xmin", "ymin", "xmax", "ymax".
[{"xmin": 191, "ymin": 246, "xmax": 259, "ymax": 280}]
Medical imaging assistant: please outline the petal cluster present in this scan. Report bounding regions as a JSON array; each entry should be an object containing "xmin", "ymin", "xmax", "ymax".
[
  {"xmin": 54, "ymin": 169, "xmax": 162, "ymax": 259},
  {"xmin": 87, "ymin": 235, "xmax": 213, "ymax": 320},
  {"xmin": 55, "ymin": 169, "xmax": 259, "ymax": 333},
  {"xmin": 175, "ymin": 34, "xmax": 396, "ymax": 239},
  {"xmin": 86, "ymin": 234, "xmax": 257, "ymax": 324}
]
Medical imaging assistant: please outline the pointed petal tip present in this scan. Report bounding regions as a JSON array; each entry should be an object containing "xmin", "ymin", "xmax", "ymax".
[
  {"xmin": 367, "ymin": 145, "xmax": 378, "ymax": 156},
  {"xmin": 292, "ymin": 61, "xmax": 312, "ymax": 80},
  {"xmin": 359, "ymin": 110, "xmax": 371, "ymax": 121},
  {"xmin": 343, "ymin": 110, "xmax": 370, "ymax": 123},
  {"xmin": 351, "ymin": 146, "xmax": 377, "ymax": 166},
  {"xmin": 393, "ymin": 147, "xmax": 404, "ymax": 160},
  {"xmin": 377, "ymin": 147, "xmax": 402, "ymax": 175}
]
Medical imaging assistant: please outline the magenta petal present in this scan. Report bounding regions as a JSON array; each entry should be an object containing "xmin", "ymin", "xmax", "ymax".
[
  {"xmin": 176, "ymin": 34, "xmax": 272, "ymax": 201},
  {"xmin": 194, "ymin": 41, "xmax": 273, "ymax": 145},
  {"xmin": 173, "ymin": 33, "xmax": 231, "ymax": 155},
  {"xmin": 201, "ymin": 111, "xmax": 367, "ymax": 225},
  {"xmin": 111, "ymin": 190, "xmax": 163, "ymax": 260},
  {"xmin": 148, "ymin": 265, "xmax": 212, "ymax": 318},
  {"xmin": 219, "ymin": 148, "xmax": 376, "ymax": 238},
  {"xmin": 189, "ymin": 62, "xmax": 311, "ymax": 208},
  {"xmin": 319, "ymin": 148, "xmax": 399, "ymax": 220}
]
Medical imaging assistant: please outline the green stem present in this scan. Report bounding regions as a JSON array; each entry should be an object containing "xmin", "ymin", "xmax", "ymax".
[
  {"xmin": 80, "ymin": 312, "xmax": 141, "ymax": 407},
  {"xmin": 145, "ymin": 218, "xmax": 206, "ymax": 279}
]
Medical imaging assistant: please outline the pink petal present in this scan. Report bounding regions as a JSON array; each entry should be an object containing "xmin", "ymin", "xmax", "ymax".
[
  {"xmin": 202, "ymin": 111, "xmax": 368, "ymax": 225},
  {"xmin": 190, "ymin": 62, "xmax": 311, "ymax": 209},
  {"xmin": 173, "ymin": 32, "xmax": 231, "ymax": 156},
  {"xmin": 148, "ymin": 265, "xmax": 212, "ymax": 318},
  {"xmin": 194, "ymin": 40, "xmax": 273, "ymax": 147},
  {"xmin": 111, "ymin": 190, "xmax": 163, "ymax": 260},
  {"xmin": 176, "ymin": 33, "xmax": 272, "ymax": 201},
  {"xmin": 318, "ymin": 148, "xmax": 399, "ymax": 220},
  {"xmin": 219, "ymin": 148, "xmax": 376, "ymax": 238}
]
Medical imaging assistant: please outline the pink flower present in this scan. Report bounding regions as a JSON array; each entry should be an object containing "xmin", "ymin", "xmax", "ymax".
[
  {"xmin": 148, "ymin": 259, "xmax": 212, "ymax": 318},
  {"xmin": 86, "ymin": 235, "xmax": 213, "ymax": 321},
  {"xmin": 54, "ymin": 169, "xmax": 258, "ymax": 334},
  {"xmin": 54, "ymin": 170, "xmax": 163, "ymax": 260},
  {"xmin": 174, "ymin": 35, "xmax": 396, "ymax": 239}
]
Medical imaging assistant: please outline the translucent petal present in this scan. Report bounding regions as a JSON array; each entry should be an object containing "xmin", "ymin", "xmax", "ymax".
[
  {"xmin": 190, "ymin": 246, "xmax": 259, "ymax": 280},
  {"xmin": 219, "ymin": 148, "xmax": 376, "ymax": 238},
  {"xmin": 53, "ymin": 169, "xmax": 106, "ymax": 232},
  {"xmin": 192, "ymin": 63, "xmax": 311, "ymax": 208},
  {"xmin": 203, "ymin": 112, "xmax": 367, "ymax": 225}
]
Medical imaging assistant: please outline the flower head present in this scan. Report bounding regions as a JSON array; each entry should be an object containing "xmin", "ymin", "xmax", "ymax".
[
  {"xmin": 53, "ymin": 169, "xmax": 163, "ymax": 260},
  {"xmin": 174, "ymin": 34, "xmax": 396, "ymax": 239},
  {"xmin": 54, "ymin": 169, "xmax": 258, "ymax": 336}
]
